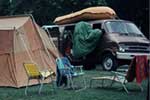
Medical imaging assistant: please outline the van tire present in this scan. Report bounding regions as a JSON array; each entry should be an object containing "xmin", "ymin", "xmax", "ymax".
[{"xmin": 102, "ymin": 53, "xmax": 118, "ymax": 71}]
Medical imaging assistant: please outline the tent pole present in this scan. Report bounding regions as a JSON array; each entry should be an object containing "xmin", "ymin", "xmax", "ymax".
[
  {"xmin": 16, "ymin": 30, "xmax": 34, "ymax": 63},
  {"xmin": 30, "ymin": 15, "xmax": 57, "ymax": 71}
]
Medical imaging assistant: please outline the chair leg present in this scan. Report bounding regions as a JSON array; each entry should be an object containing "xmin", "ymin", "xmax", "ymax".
[
  {"xmin": 89, "ymin": 79, "xmax": 93, "ymax": 88},
  {"xmin": 122, "ymin": 83, "xmax": 129, "ymax": 94},
  {"xmin": 102, "ymin": 79, "xmax": 104, "ymax": 87},
  {"xmin": 90, "ymin": 79, "xmax": 104, "ymax": 88},
  {"xmin": 75, "ymin": 76, "xmax": 86, "ymax": 92},
  {"xmin": 50, "ymin": 75, "xmax": 56, "ymax": 93},
  {"xmin": 38, "ymin": 78, "xmax": 44, "ymax": 94},
  {"xmin": 58, "ymin": 75, "xmax": 62, "ymax": 87},
  {"xmin": 110, "ymin": 76, "xmax": 116, "ymax": 87},
  {"xmin": 68, "ymin": 75, "xmax": 75, "ymax": 90},
  {"xmin": 25, "ymin": 78, "xmax": 30, "ymax": 96},
  {"xmin": 66, "ymin": 75, "xmax": 70, "ymax": 88},
  {"xmin": 70, "ymin": 77, "xmax": 74, "ymax": 90},
  {"xmin": 140, "ymin": 86, "xmax": 143, "ymax": 92},
  {"xmin": 82, "ymin": 75, "xmax": 87, "ymax": 89},
  {"xmin": 110, "ymin": 80, "xmax": 115, "ymax": 87},
  {"xmin": 137, "ymin": 84, "xmax": 143, "ymax": 92}
]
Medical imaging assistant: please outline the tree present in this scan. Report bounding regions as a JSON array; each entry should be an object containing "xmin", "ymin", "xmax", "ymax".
[
  {"xmin": 0, "ymin": 0, "xmax": 148, "ymax": 38},
  {"xmin": 0, "ymin": 0, "xmax": 10, "ymax": 15},
  {"xmin": 106, "ymin": 0, "xmax": 149, "ymax": 38}
]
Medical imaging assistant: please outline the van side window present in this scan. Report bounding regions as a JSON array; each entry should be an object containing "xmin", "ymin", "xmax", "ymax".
[
  {"xmin": 63, "ymin": 25, "xmax": 75, "ymax": 56},
  {"xmin": 64, "ymin": 25, "xmax": 75, "ymax": 33},
  {"xmin": 93, "ymin": 23, "xmax": 102, "ymax": 29},
  {"xmin": 63, "ymin": 25, "xmax": 75, "ymax": 39},
  {"xmin": 47, "ymin": 27, "xmax": 59, "ymax": 37}
]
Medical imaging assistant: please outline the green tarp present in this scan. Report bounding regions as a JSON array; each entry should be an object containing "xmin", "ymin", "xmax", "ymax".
[{"xmin": 72, "ymin": 21, "xmax": 102, "ymax": 58}]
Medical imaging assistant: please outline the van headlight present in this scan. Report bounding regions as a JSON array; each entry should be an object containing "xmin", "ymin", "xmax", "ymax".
[
  {"xmin": 119, "ymin": 46, "xmax": 125, "ymax": 52},
  {"xmin": 119, "ymin": 44, "xmax": 126, "ymax": 52}
]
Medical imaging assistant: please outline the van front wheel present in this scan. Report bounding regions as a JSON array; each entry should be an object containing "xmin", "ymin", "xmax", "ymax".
[{"xmin": 102, "ymin": 53, "xmax": 118, "ymax": 71}]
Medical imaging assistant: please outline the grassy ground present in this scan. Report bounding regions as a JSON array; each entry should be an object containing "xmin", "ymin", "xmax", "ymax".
[{"xmin": 0, "ymin": 69, "xmax": 148, "ymax": 100}]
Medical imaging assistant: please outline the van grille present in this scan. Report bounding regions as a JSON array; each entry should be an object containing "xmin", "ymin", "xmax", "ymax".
[{"xmin": 120, "ymin": 43, "xmax": 150, "ymax": 53}]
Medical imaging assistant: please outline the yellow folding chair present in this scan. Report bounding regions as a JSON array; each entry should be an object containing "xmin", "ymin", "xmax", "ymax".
[{"xmin": 24, "ymin": 63, "xmax": 55, "ymax": 95}]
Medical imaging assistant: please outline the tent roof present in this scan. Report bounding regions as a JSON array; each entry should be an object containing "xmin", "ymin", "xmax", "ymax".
[{"xmin": 0, "ymin": 15, "xmax": 30, "ymax": 30}]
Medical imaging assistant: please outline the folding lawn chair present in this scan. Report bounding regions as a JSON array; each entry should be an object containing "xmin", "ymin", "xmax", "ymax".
[
  {"xmin": 90, "ymin": 55, "xmax": 148, "ymax": 93},
  {"xmin": 24, "ymin": 63, "xmax": 55, "ymax": 95},
  {"xmin": 56, "ymin": 57, "xmax": 86, "ymax": 90}
]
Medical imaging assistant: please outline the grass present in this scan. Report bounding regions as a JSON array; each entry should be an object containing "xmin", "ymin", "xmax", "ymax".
[{"xmin": 0, "ymin": 69, "xmax": 148, "ymax": 100}]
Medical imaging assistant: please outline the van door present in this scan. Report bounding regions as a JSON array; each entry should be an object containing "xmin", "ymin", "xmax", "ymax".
[{"xmin": 62, "ymin": 25, "xmax": 75, "ymax": 56}]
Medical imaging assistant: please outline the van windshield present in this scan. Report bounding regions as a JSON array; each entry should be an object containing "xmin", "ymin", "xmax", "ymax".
[{"xmin": 105, "ymin": 21, "xmax": 143, "ymax": 36}]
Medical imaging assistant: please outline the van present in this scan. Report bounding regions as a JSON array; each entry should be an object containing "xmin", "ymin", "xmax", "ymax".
[{"xmin": 43, "ymin": 19, "xmax": 150, "ymax": 71}]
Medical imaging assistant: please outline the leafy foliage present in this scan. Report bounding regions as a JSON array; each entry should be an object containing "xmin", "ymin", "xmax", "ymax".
[{"xmin": 0, "ymin": 0, "xmax": 148, "ymax": 38}]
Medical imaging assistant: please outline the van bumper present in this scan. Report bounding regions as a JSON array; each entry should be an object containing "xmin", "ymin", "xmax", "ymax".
[{"xmin": 116, "ymin": 52, "xmax": 150, "ymax": 60}]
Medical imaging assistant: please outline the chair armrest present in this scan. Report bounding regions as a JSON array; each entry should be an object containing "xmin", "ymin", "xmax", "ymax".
[
  {"xmin": 111, "ymin": 71, "xmax": 127, "ymax": 83},
  {"xmin": 74, "ymin": 65, "xmax": 84, "ymax": 76},
  {"xmin": 40, "ymin": 70, "xmax": 55, "ymax": 78},
  {"xmin": 74, "ymin": 65, "xmax": 83, "ymax": 70},
  {"xmin": 111, "ymin": 71, "xmax": 126, "ymax": 76},
  {"xmin": 64, "ymin": 66, "xmax": 72, "ymax": 70},
  {"xmin": 75, "ymin": 65, "xmax": 83, "ymax": 68}
]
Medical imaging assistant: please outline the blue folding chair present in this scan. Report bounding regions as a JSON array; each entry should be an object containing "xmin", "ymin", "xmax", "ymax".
[{"xmin": 56, "ymin": 57, "xmax": 86, "ymax": 90}]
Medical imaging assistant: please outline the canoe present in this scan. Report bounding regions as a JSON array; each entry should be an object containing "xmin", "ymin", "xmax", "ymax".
[{"xmin": 54, "ymin": 6, "xmax": 117, "ymax": 25}]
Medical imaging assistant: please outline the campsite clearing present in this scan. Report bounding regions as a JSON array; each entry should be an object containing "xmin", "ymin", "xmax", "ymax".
[{"xmin": 0, "ymin": 70, "xmax": 147, "ymax": 100}]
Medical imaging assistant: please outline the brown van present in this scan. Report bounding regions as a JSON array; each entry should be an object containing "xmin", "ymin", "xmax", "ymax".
[{"xmin": 43, "ymin": 19, "xmax": 150, "ymax": 71}]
